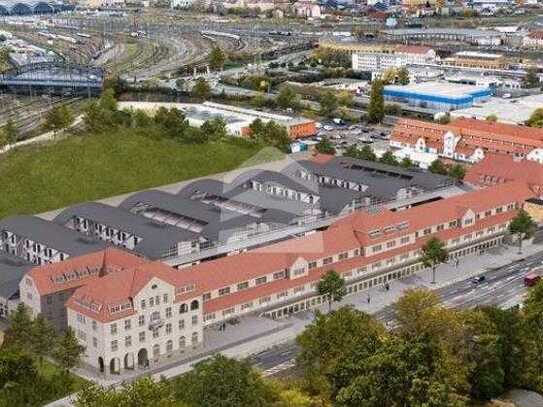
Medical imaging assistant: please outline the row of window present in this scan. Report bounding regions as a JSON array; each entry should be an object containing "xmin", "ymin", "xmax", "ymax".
[{"xmin": 108, "ymin": 332, "xmax": 200, "ymax": 352}]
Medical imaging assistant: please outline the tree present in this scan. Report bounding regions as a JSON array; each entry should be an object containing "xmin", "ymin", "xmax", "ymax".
[
  {"xmin": 99, "ymin": 88, "xmax": 118, "ymax": 112},
  {"xmin": 192, "ymin": 79, "xmax": 211, "ymax": 100},
  {"xmin": 428, "ymin": 159, "xmax": 448, "ymax": 175},
  {"xmin": 53, "ymin": 327, "xmax": 85, "ymax": 374},
  {"xmin": 397, "ymin": 67, "xmax": 410, "ymax": 85},
  {"xmin": 315, "ymin": 137, "xmax": 335, "ymax": 155},
  {"xmin": 75, "ymin": 377, "xmax": 184, "ymax": 407},
  {"xmin": 421, "ymin": 237, "xmax": 448, "ymax": 284},
  {"xmin": 508, "ymin": 208, "xmax": 536, "ymax": 254},
  {"xmin": 2, "ymin": 119, "xmax": 19, "ymax": 144},
  {"xmin": 317, "ymin": 270, "xmax": 346, "ymax": 312},
  {"xmin": 381, "ymin": 67, "xmax": 397, "ymax": 85},
  {"xmin": 154, "ymin": 107, "xmax": 187, "ymax": 139},
  {"xmin": 31, "ymin": 314, "xmax": 56, "ymax": 365},
  {"xmin": 172, "ymin": 354, "xmax": 274, "ymax": 407},
  {"xmin": 448, "ymin": 164, "xmax": 466, "ymax": 181},
  {"xmin": 400, "ymin": 156, "xmax": 414, "ymax": 168},
  {"xmin": 359, "ymin": 144, "xmax": 377, "ymax": 161},
  {"xmin": 526, "ymin": 108, "xmax": 543, "ymax": 128},
  {"xmin": 3, "ymin": 303, "xmax": 34, "ymax": 350},
  {"xmin": 201, "ymin": 117, "xmax": 228, "ymax": 141},
  {"xmin": 379, "ymin": 151, "xmax": 399, "ymax": 166},
  {"xmin": 486, "ymin": 114, "xmax": 498, "ymax": 122},
  {"xmin": 276, "ymin": 388, "xmax": 313, "ymax": 407},
  {"xmin": 209, "ymin": 46, "xmax": 226, "ymax": 71},
  {"xmin": 319, "ymin": 91, "xmax": 338, "ymax": 117},
  {"xmin": 337, "ymin": 91, "xmax": 353, "ymax": 107},
  {"xmin": 276, "ymin": 86, "xmax": 300, "ymax": 111},
  {"xmin": 523, "ymin": 66, "xmax": 540, "ymax": 89},
  {"xmin": 297, "ymin": 306, "xmax": 384, "ymax": 379},
  {"xmin": 367, "ymin": 80, "xmax": 384, "ymax": 123},
  {"xmin": 42, "ymin": 104, "xmax": 74, "ymax": 134},
  {"xmin": 520, "ymin": 280, "xmax": 543, "ymax": 392},
  {"xmin": 0, "ymin": 128, "xmax": 7, "ymax": 148}
]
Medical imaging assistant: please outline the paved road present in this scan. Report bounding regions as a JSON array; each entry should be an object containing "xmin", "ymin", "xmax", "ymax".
[{"xmin": 252, "ymin": 250, "xmax": 543, "ymax": 375}]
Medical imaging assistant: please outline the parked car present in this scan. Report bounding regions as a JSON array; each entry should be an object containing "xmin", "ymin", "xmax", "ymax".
[
  {"xmin": 524, "ymin": 273, "xmax": 541, "ymax": 287},
  {"xmin": 471, "ymin": 275, "xmax": 486, "ymax": 284}
]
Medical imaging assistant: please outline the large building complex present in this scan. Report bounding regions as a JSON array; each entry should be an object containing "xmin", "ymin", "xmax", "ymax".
[
  {"xmin": 118, "ymin": 101, "xmax": 317, "ymax": 140},
  {"xmin": 19, "ymin": 181, "xmax": 533, "ymax": 374},
  {"xmin": 383, "ymin": 82, "xmax": 492, "ymax": 111},
  {"xmin": 352, "ymin": 45, "xmax": 438, "ymax": 75},
  {"xmin": 390, "ymin": 117, "xmax": 543, "ymax": 164},
  {"xmin": 0, "ymin": 157, "xmax": 454, "ymax": 314},
  {"xmin": 445, "ymin": 51, "xmax": 508, "ymax": 70},
  {"xmin": 380, "ymin": 28, "xmax": 503, "ymax": 46}
]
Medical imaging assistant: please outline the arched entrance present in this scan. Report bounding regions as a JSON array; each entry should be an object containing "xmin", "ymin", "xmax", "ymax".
[
  {"xmin": 109, "ymin": 357, "xmax": 120, "ymax": 374},
  {"xmin": 124, "ymin": 353, "xmax": 135, "ymax": 370},
  {"xmin": 137, "ymin": 348, "xmax": 149, "ymax": 368},
  {"xmin": 98, "ymin": 357, "xmax": 104, "ymax": 373}
]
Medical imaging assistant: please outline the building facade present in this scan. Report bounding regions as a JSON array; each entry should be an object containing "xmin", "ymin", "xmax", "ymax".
[
  {"xmin": 390, "ymin": 117, "xmax": 543, "ymax": 163},
  {"xmin": 20, "ymin": 181, "xmax": 533, "ymax": 374}
]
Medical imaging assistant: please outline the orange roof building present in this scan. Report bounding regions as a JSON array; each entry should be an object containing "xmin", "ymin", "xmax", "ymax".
[
  {"xmin": 390, "ymin": 117, "xmax": 543, "ymax": 164},
  {"xmin": 20, "ymin": 181, "xmax": 534, "ymax": 374}
]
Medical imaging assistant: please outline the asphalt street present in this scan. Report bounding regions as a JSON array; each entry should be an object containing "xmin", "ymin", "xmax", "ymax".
[{"xmin": 251, "ymin": 250, "xmax": 543, "ymax": 376}]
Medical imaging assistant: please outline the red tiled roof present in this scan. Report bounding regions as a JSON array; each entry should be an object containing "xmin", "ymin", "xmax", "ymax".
[
  {"xmin": 528, "ymin": 31, "xmax": 543, "ymax": 40},
  {"xmin": 465, "ymin": 154, "xmax": 543, "ymax": 190},
  {"xmin": 64, "ymin": 182, "xmax": 534, "ymax": 322},
  {"xmin": 309, "ymin": 153, "xmax": 335, "ymax": 164},
  {"xmin": 396, "ymin": 45, "xmax": 433, "ymax": 55},
  {"xmin": 27, "ymin": 247, "xmax": 145, "ymax": 296},
  {"xmin": 449, "ymin": 118, "xmax": 543, "ymax": 143}
]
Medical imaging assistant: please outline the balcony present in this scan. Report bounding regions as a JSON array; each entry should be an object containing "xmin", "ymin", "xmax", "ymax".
[{"xmin": 148, "ymin": 319, "xmax": 164, "ymax": 331}]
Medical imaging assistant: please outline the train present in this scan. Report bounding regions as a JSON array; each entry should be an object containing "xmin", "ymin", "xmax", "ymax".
[{"xmin": 268, "ymin": 30, "xmax": 292, "ymax": 36}]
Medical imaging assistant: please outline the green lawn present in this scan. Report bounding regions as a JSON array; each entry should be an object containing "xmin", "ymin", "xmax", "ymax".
[
  {"xmin": 38, "ymin": 359, "xmax": 89, "ymax": 390},
  {"xmin": 0, "ymin": 131, "xmax": 283, "ymax": 218}
]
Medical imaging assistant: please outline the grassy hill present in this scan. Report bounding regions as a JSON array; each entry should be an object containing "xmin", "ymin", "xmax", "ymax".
[{"xmin": 0, "ymin": 131, "xmax": 283, "ymax": 218}]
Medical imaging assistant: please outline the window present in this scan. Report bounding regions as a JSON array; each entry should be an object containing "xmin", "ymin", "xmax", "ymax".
[
  {"xmin": 92, "ymin": 321, "xmax": 97, "ymax": 331},
  {"xmin": 155, "ymin": 295, "xmax": 160, "ymax": 305},
  {"xmin": 111, "ymin": 340, "xmax": 118, "ymax": 352},
  {"xmin": 218, "ymin": 287, "xmax": 231, "ymax": 296},
  {"xmin": 423, "ymin": 228, "xmax": 431, "ymax": 235},
  {"xmin": 437, "ymin": 224, "xmax": 444, "ymax": 231},
  {"xmin": 496, "ymin": 207, "xmax": 503, "ymax": 213},
  {"xmin": 179, "ymin": 303, "xmax": 188, "ymax": 314},
  {"xmin": 255, "ymin": 276, "xmax": 267, "ymax": 285},
  {"xmin": 151, "ymin": 311, "xmax": 160, "ymax": 321},
  {"xmin": 400, "ymin": 236, "xmax": 410, "ymax": 244},
  {"xmin": 241, "ymin": 302, "xmax": 253, "ymax": 310},
  {"xmin": 124, "ymin": 319, "xmax": 131, "ymax": 330},
  {"xmin": 166, "ymin": 307, "xmax": 172, "ymax": 318},
  {"xmin": 273, "ymin": 271, "xmax": 286, "ymax": 280},
  {"xmin": 464, "ymin": 218, "xmax": 473, "ymax": 225},
  {"xmin": 237, "ymin": 281, "xmax": 249, "ymax": 290},
  {"xmin": 166, "ymin": 340, "xmax": 173, "ymax": 353},
  {"xmin": 204, "ymin": 313, "xmax": 216, "ymax": 322},
  {"xmin": 323, "ymin": 257, "xmax": 333, "ymax": 265},
  {"xmin": 140, "ymin": 299, "xmax": 146, "ymax": 309},
  {"xmin": 191, "ymin": 332, "xmax": 198, "ymax": 345},
  {"xmin": 153, "ymin": 329, "xmax": 159, "ymax": 339},
  {"xmin": 190, "ymin": 300, "xmax": 199, "ymax": 310},
  {"xmin": 338, "ymin": 252, "xmax": 348, "ymax": 260},
  {"xmin": 259, "ymin": 296, "xmax": 271, "ymax": 304},
  {"xmin": 178, "ymin": 319, "xmax": 185, "ymax": 330},
  {"xmin": 294, "ymin": 286, "xmax": 305, "ymax": 293},
  {"xmin": 277, "ymin": 291, "xmax": 288, "ymax": 298},
  {"xmin": 149, "ymin": 297, "xmax": 154, "ymax": 307},
  {"xmin": 202, "ymin": 292, "xmax": 211, "ymax": 302},
  {"xmin": 138, "ymin": 315, "xmax": 145, "ymax": 327},
  {"xmin": 110, "ymin": 323, "xmax": 117, "ymax": 335},
  {"xmin": 166, "ymin": 323, "xmax": 172, "ymax": 334},
  {"xmin": 125, "ymin": 336, "xmax": 132, "ymax": 347},
  {"xmin": 163, "ymin": 294, "xmax": 169, "ymax": 303},
  {"xmin": 139, "ymin": 331, "xmax": 145, "ymax": 342},
  {"xmin": 449, "ymin": 220, "xmax": 457, "ymax": 228},
  {"xmin": 372, "ymin": 245, "xmax": 382, "ymax": 253},
  {"xmin": 192, "ymin": 315, "xmax": 198, "ymax": 326},
  {"xmin": 92, "ymin": 337, "xmax": 97, "ymax": 348},
  {"xmin": 179, "ymin": 336, "xmax": 186, "ymax": 348},
  {"xmin": 386, "ymin": 241, "xmax": 396, "ymax": 248},
  {"xmin": 292, "ymin": 268, "xmax": 305, "ymax": 277},
  {"xmin": 308, "ymin": 261, "xmax": 317, "ymax": 269}
]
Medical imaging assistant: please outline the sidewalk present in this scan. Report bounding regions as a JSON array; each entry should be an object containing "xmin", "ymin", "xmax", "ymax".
[{"xmin": 45, "ymin": 241, "xmax": 543, "ymax": 406}]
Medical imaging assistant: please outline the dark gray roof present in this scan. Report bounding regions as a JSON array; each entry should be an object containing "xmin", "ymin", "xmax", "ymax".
[
  {"xmin": 285, "ymin": 156, "xmax": 453, "ymax": 202},
  {"xmin": 53, "ymin": 202, "xmax": 199, "ymax": 259},
  {"xmin": 0, "ymin": 253, "xmax": 32, "ymax": 301},
  {"xmin": 120, "ymin": 189, "xmax": 299, "ymax": 241},
  {"xmin": 0, "ymin": 215, "xmax": 105, "ymax": 256}
]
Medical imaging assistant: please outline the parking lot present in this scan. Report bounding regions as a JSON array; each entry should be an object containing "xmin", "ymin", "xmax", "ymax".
[{"xmin": 308, "ymin": 121, "xmax": 392, "ymax": 154}]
